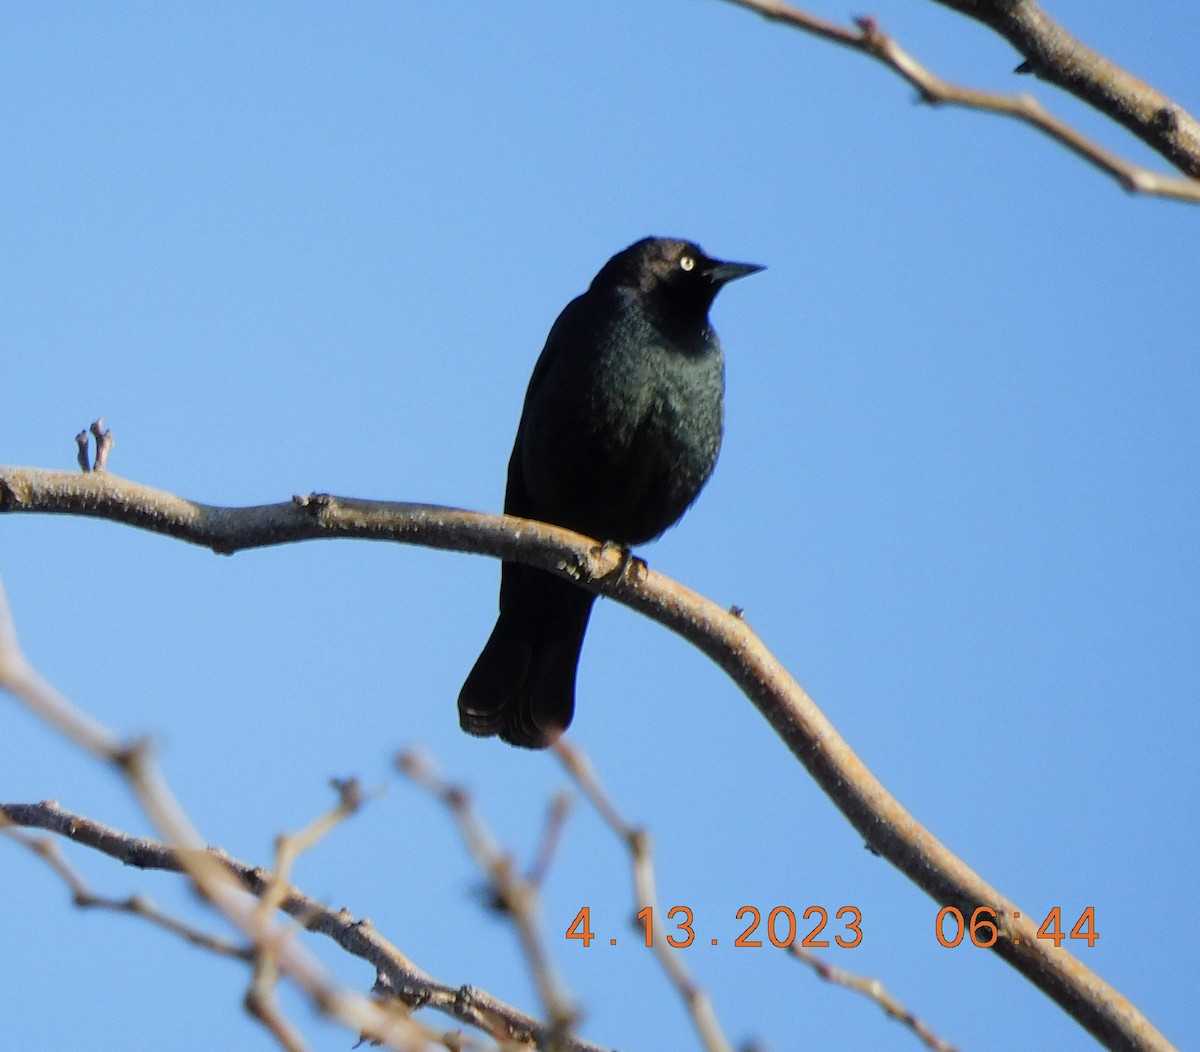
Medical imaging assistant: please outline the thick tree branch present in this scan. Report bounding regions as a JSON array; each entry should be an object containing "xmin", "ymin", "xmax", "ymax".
[
  {"xmin": 0, "ymin": 464, "xmax": 1175, "ymax": 1052},
  {"xmin": 929, "ymin": 0, "xmax": 1200, "ymax": 176},
  {"xmin": 720, "ymin": 0, "xmax": 1200, "ymax": 201}
]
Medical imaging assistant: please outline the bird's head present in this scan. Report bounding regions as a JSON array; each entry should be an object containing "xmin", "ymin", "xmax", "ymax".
[{"xmin": 593, "ymin": 237, "xmax": 763, "ymax": 316}]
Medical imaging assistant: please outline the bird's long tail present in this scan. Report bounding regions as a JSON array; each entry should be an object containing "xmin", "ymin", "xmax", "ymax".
[{"xmin": 458, "ymin": 563, "xmax": 595, "ymax": 748}]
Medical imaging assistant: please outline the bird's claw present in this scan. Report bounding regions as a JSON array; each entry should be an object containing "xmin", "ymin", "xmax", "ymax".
[{"xmin": 593, "ymin": 540, "xmax": 647, "ymax": 587}]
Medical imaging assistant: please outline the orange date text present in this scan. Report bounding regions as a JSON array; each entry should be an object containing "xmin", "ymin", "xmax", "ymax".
[{"xmin": 565, "ymin": 905, "xmax": 863, "ymax": 949}]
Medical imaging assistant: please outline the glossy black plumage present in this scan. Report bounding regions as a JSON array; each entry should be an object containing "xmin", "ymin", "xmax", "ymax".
[{"xmin": 458, "ymin": 237, "xmax": 762, "ymax": 747}]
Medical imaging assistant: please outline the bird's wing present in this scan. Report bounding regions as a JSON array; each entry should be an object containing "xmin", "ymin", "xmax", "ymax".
[
  {"xmin": 521, "ymin": 291, "xmax": 589, "ymax": 403},
  {"xmin": 503, "ymin": 292, "xmax": 594, "ymax": 519}
]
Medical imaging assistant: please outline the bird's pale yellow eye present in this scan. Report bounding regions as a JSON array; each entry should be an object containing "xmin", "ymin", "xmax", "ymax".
[{"xmin": 680, "ymin": 255, "xmax": 696, "ymax": 272}]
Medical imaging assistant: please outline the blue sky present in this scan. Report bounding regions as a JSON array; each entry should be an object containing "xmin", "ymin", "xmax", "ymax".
[{"xmin": 2, "ymin": 3, "xmax": 1197, "ymax": 1050}]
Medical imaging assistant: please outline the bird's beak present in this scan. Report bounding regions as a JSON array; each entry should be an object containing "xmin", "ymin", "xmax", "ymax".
[{"xmin": 704, "ymin": 258, "xmax": 766, "ymax": 285}]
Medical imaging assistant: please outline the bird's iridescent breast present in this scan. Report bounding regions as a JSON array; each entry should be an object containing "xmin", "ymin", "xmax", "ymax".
[{"xmin": 520, "ymin": 289, "xmax": 724, "ymax": 544}]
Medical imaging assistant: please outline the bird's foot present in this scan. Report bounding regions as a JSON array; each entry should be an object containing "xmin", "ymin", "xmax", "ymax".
[{"xmin": 592, "ymin": 540, "xmax": 647, "ymax": 588}]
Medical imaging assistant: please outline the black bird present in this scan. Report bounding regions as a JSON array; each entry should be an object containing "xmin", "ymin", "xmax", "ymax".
[{"xmin": 458, "ymin": 237, "xmax": 763, "ymax": 748}]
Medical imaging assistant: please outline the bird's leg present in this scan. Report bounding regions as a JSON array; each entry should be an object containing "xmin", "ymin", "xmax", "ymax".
[{"xmin": 592, "ymin": 540, "xmax": 648, "ymax": 589}]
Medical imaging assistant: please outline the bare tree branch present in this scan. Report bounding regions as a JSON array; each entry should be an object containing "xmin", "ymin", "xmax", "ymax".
[
  {"xmin": 0, "ymin": 463, "xmax": 1175, "ymax": 1052},
  {"xmin": 552, "ymin": 740, "xmax": 744, "ymax": 1052},
  {"xmin": 720, "ymin": 0, "xmax": 1200, "ymax": 201},
  {"xmin": 526, "ymin": 791, "xmax": 574, "ymax": 891},
  {"xmin": 245, "ymin": 779, "xmax": 367, "ymax": 1052},
  {"xmin": 929, "ymin": 0, "xmax": 1200, "ymax": 176},
  {"xmin": 397, "ymin": 750, "xmax": 582, "ymax": 1047},
  {"xmin": 558, "ymin": 736, "xmax": 952, "ymax": 1051},
  {"xmin": 0, "ymin": 821, "xmax": 253, "ymax": 961},
  {"xmin": 0, "ymin": 570, "xmax": 611, "ymax": 1052},
  {"xmin": 0, "ymin": 800, "xmax": 613, "ymax": 1052},
  {"xmin": 785, "ymin": 942, "xmax": 959, "ymax": 1052}
]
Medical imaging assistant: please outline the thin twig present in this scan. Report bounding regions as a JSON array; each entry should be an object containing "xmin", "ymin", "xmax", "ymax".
[
  {"xmin": 0, "ymin": 821, "xmax": 252, "ymax": 961},
  {"xmin": 527, "ymin": 792, "xmax": 574, "ymax": 890},
  {"xmin": 0, "ymin": 799, "xmax": 613, "ymax": 1052},
  {"xmin": 787, "ymin": 943, "xmax": 958, "ymax": 1052},
  {"xmin": 247, "ymin": 779, "xmax": 367, "ymax": 1052},
  {"xmin": 553, "ymin": 740, "xmax": 734, "ymax": 1052},
  {"xmin": 0, "ymin": 580, "xmax": 515, "ymax": 1052},
  {"xmin": 397, "ymin": 750, "xmax": 580, "ymax": 1047},
  {"xmin": 75, "ymin": 431, "xmax": 91, "ymax": 472},
  {"xmin": 89, "ymin": 419, "xmax": 114, "ymax": 472}
]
